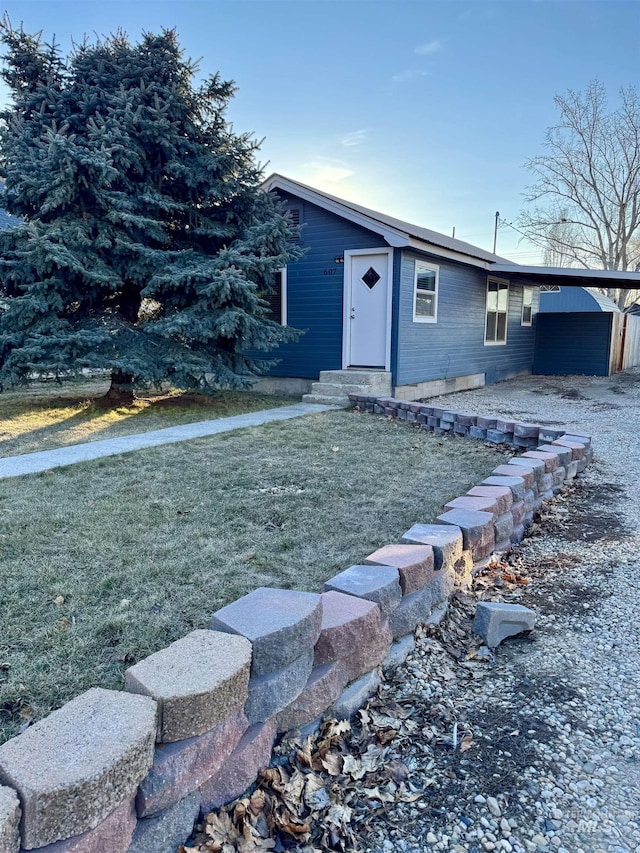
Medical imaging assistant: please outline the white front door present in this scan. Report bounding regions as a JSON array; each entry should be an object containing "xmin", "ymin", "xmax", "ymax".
[{"xmin": 344, "ymin": 249, "xmax": 392, "ymax": 369}]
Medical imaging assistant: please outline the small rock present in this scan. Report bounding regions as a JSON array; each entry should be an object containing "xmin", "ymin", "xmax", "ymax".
[{"xmin": 486, "ymin": 796, "xmax": 502, "ymax": 817}]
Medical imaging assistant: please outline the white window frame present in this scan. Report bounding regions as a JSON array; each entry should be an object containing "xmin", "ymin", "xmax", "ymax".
[
  {"xmin": 412, "ymin": 260, "xmax": 439, "ymax": 323},
  {"xmin": 484, "ymin": 277, "xmax": 509, "ymax": 346},
  {"xmin": 279, "ymin": 266, "xmax": 288, "ymax": 326},
  {"xmin": 521, "ymin": 286, "xmax": 533, "ymax": 326}
]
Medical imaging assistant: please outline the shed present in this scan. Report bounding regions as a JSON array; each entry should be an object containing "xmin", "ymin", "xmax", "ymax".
[{"xmin": 539, "ymin": 286, "xmax": 621, "ymax": 313}]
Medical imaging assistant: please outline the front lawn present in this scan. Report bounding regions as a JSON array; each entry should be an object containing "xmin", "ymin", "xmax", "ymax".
[
  {"xmin": 0, "ymin": 409, "xmax": 505, "ymax": 743},
  {"xmin": 0, "ymin": 378, "xmax": 297, "ymax": 458}
]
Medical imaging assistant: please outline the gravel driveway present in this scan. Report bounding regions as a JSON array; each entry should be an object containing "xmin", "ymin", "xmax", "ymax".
[
  {"xmin": 361, "ymin": 371, "xmax": 640, "ymax": 853},
  {"xmin": 191, "ymin": 371, "xmax": 639, "ymax": 853}
]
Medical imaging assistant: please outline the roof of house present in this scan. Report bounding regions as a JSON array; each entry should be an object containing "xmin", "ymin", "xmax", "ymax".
[
  {"xmin": 263, "ymin": 173, "xmax": 508, "ymax": 267},
  {"xmin": 264, "ymin": 174, "xmax": 640, "ymax": 290}
]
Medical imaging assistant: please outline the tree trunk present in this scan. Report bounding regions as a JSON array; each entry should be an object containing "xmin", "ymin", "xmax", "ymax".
[{"xmin": 101, "ymin": 370, "xmax": 136, "ymax": 406}]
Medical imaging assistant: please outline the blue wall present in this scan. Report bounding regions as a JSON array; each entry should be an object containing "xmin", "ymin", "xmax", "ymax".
[
  {"xmin": 267, "ymin": 191, "xmax": 389, "ymax": 378},
  {"xmin": 395, "ymin": 250, "xmax": 538, "ymax": 386},
  {"xmin": 533, "ymin": 313, "xmax": 612, "ymax": 376}
]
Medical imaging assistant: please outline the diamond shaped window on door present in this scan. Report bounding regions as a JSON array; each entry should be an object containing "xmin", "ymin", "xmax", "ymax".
[{"xmin": 361, "ymin": 267, "xmax": 381, "ymax": 290}]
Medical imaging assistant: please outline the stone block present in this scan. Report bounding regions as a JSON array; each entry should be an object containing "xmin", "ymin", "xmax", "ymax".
[
  {"xmin": 401, "ymin": 524, "xmax": 463, "ymax": 571},
  {"xmin": 563, "ymin": 432, "xmax": 591, "ymax": 449},
  {"xmin": 538, "ymin": 426, "xmax": 566, "ymax": 443},
  {"xmin": 430, "ymin": 563, "xmax": 456, "ymax": 602},
  {"xmin": 541, "ymin": 472, "xmax": 554, "ymax": 491},
  {"xmin": 494, "ymin": 512, "xmax": 514, "ymax": 542},
  {"xmin": 467, "ymin": 485, "xmax": 513, "ymax": 516},
  {"xmin": 453, "ymin": 423, "xmax": 469, "ymax": 437},
  {"xmin": 537, "ymin": 443, "xmax": 572, "ymax": 467},
  {"xmin": 453, "ymin": 550, "xmax": 474, "ymax": 589},
  {"xmin": 469, "ymin": 426, "xmax": 487, "ymax": 439},
  {"xmin": 482, "ymin": 475, "xmax": 526, "ymax": 502},
  {"xmin": 128, "ymin": 793, "xmax": 200, "ymax": 853},
  {"xmin": 539, "ymin": 488, "xmax": 554, "ymax": 501},
  {"xmin": 313, "ymin": 591, "xmax": 392, "ymax": 681},
  {"xmin": 565, "ymin": 460, "xmax": 578, "ymax": 480},
  {"xmin": 29, "ymin": 797, "xmax": 137, "ymax": 853},
  {"xmin": 476, "ymin": 416, "xmax": 498, "ymax": 429},
  {"xmin": 523, "ymin": 488, "xmax": 535, "ymax": 512},
  {"xmin": 436, "ymin": 508, "xmax": 495, "ymax": 561},
  {"xmin": 136, "ymin": 711, "xmax": 247, "ymax": 818},
  {"xmin": 522, "ymin": 450, "xmax": 559, "ymax": 473},
  {"xmin": 427, "ymin": 416, "xmax": 440, "ymax": 427},
  {"xmin": 508, "ymin": 456, "xmax": 545, "ymax": 488},
  {"xmin": 513, "ymin": 435, "xmax": 539, "ymax": 450},
  {"xmin": 511, "ymin": 500, "xmax": 526, "ymax": 527},
  {"xmin": 511, "ymin": 523, "xmax": 525, "ymax": 544},
  {"xmin": 494, "ymin": 538, "xmax": 511, "ymax": 554},
  {"xmin": 440, "ymin": 409, "xmax": 459, "ymax": 424},
  {"xmin": 576, "ymin": 458, "xmax": 588, "ymax": 473},
  {"xmin": 199, "ymin": 721, "xmax": 277, "ymax": 813},
  {"xmin": 210, "ymin": 588, "xmax": 322, "ymax": 678},
  {"xmin": 331, "ymin": 671, "xmax": 381, "ymax": 721},
  {"xmin": 389, "ymin": 585, "xmax": 434, "ymax": 638},
  {"xmin": 455, "ymin": 412, "xmax": 477, "ymax": 427},
  {"xmin": 364, "ymin": 543, "xmax": 435, "ymax": 595},
  {"xmin": 486, "ymin": 428, "xmax": 509, "ymax": 444},
  {"xmin": 406, "ymin": 411, "xmax": 417, "ymax": 423},
  {"xmin": 125, "ymin": 630, "xmax": 251, "ymax": 744},
  {"xmin": 439, "ymin": 420, "xmax": 453, "ymax": 431},
  {"xmin": 473, "ymin": 602, "xmax": 536, "ymax": 648},
  {"xmin": 552, "ymin": 466, "xmax": 566, "ymax": 487},
  {"xmin": 492, "ymin": 464, "xmax": 535, "ymax": 490},
  {"xmin": 0, "ymin": 786, "xmax": 19, "ymax": 853},
  {"xmin": 496, "ymin": 418, "xmax": 515, "ymax": 433},
  {"xmin": 0, "ymin": 689, "xmax": 157, "ymax": 850},
  {"xmin": 397, "ymin": 408, "xmax": 407, "ymax": 420},
  {"xmin": 445, "ymin": 495, "xmax": 497, "ymax": 517},
  {"xmin": 276, "ymin": 662, "xmax": 348, "ymax": 733},
  {"xmin": 382, "ymin": 635, "xmax": 415, "ymax": 670},
  {"xmin": 324, "ymin": 565, "xmax": 401, "ymax": 618},
  {"xmin": 552, "ymin": 438, "xmax": 585, "ymax": 460},
  {"xmin": 245, "ymin": 651, "xmax": 314, "ymax": 726},
  {"xmin": 430, "ymin": 407, "xmax": 445, "ymax": 418},
  {"xmin": 513, "ymin": 422, "xmax": 539, "ymax": 439}
]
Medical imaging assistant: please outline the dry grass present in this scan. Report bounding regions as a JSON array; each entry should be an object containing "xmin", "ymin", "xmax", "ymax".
[
  {"xmin": 0, "ymin": 409, "xmax": 506, "ymax": 743},
  {"xmin": 0, "ymin": 378, "xmax": 296, "ymax": 457}
]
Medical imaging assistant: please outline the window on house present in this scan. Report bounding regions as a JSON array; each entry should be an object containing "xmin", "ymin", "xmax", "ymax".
[
  {"xmin": 485, "ymin": 278, "xmax": 509, "ymax": 344},
  {"xmin": 522, "ymin": 287, "xmax": 533, "ymax": 326},
  {"xmin": 261, "ymin": 268, "xmax": 287, "ymax": 325},
  {"xmin": 413, "ymin": 261, "xmax": 439, "ymax": 322}
]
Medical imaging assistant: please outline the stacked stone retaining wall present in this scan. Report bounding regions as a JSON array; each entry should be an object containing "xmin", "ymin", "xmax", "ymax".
[{"xmin": 0, "ymin": 396, "xmax": 594, "ymax": 853}]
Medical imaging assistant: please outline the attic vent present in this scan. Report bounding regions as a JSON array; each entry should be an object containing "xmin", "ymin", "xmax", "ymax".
[{"xmin": 286, "ymin": 207, "xmax": 301, "ymax": 241}]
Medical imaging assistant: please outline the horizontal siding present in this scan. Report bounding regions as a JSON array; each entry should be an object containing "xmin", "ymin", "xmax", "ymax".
[
  {"xmin": 539, "ymin": 287, "xmax": 613, "ymax": 313},
  {"xmin": 267, "ymin": 191, "xmax": 389, "ymax": 379},
  {"xmin": 396, "ymin": 250, "xmax": 538, "ymax": 386},
  {"xmin": 533, "ymin": 313, "xmax": 612, "ymax": 376}
]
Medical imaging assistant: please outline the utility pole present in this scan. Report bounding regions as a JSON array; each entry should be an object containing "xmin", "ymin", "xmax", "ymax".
[{"xmin": 493, "ymin": 211, "xmax": 500, "ymax": 254}]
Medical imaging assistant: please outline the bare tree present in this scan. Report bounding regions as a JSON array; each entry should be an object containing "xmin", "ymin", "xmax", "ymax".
[{"xmin": 519, "ymin": 81, "xmax": 640, "ymax": 308}]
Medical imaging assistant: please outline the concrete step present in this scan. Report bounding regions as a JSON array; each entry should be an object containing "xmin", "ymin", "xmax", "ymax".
[
  {"xmin": 310, "ymin": 381, "xmax": 369, "ymax": 396},
  {"xmin": 318, "ymin": 370, "xmax": 391, "ymax": 389},
  {"xmin": 302, "ymin": 394, "xmax": 352, "ymax": 408}
]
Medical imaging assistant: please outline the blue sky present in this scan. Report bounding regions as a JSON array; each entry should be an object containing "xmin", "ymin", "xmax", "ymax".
[{"xmin": 3, "ymin": 0, "xmax": 639, "ymax": 261}]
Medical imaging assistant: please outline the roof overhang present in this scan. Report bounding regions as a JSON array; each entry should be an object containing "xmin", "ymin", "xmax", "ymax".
[{"xmin": 489, "ymin": 264, "xmax": 640, "ymax": 290}]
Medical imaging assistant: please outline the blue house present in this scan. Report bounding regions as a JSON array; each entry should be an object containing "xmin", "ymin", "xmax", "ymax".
[
  {"xmin": 260, "ymin": 176, "xmax": 640, "ymax": 401},
  {"xmin": 260, "ymin": 175, "xmax": 547, "ymax": 403}
]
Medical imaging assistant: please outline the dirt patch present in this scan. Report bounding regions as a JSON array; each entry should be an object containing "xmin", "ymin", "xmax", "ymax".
[{"xmin": 538, "ymin": 481, "xmax": 628, "ymax": 543}]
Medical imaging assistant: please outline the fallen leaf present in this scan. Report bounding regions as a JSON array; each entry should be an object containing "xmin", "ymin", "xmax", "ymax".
[
  {"xmin": 460, "ymin": 735, "xmax": 474, "ymax": 752},
  {"xmin": 54, "ymin": 595, "xmax": 65, "ymax": 606}
]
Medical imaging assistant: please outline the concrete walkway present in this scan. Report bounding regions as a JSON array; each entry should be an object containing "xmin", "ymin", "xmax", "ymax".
[{"xmin": 0, "ymin": 402, "xmax": 338, "ymax": 479}]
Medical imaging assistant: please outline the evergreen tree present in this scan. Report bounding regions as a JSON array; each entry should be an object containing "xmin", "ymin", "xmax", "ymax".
[{"xmin": 0, "ymin": 25, "xmax": 300, "ymax": 401}]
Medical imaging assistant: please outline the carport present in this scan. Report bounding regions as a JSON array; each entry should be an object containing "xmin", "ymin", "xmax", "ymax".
[{"xmin": 489, "ymin": 265, "xmax": 640, "ymax": 376}]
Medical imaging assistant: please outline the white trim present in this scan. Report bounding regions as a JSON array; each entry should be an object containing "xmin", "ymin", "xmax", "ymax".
[
  {"xmin": 521, "ymin": 285, "xmax": 533, "ymax": 326},
  {"xmin": 280, "ymin": 266, "xmax": 288, "ymax": 326},
  {"xmin": 405, "ymin": 237, "xmax": 491, "ymax": 269},
  {"xmin": 484, "ymin": 276, "xmax": 509, "ymax": 346},
  {"xmin": 342, "ymin": 247, "xmax": 393, "ymax": 371},
  {"xmin": 412, "ymin": 260, "xmax": 439, "ymax": 323}
]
